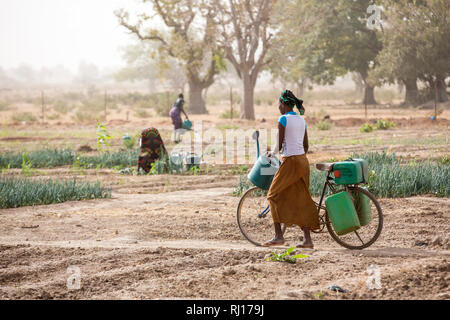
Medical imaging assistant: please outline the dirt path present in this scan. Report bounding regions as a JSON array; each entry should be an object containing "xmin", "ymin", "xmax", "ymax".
[{"xmin": 0, "ymin": 179, "xmax": 449, "ymax": 300}]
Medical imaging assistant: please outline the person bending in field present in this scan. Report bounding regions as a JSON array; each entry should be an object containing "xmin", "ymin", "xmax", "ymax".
[
  {"xmin": 169, "ymin": 93, "xmax": 189, "ymax": 143},
  {"xmin": 264, "ymin": 90, "xmax": 320, "ymax": 248},
  {"xmin": 137, "ymin": 127, "xmax": 168, "ymax": 174}
]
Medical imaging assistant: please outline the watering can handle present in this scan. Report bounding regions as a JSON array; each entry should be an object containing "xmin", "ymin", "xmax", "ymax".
[{"xmin": 253, "ymin": 130, "xmax": 260, "ymax": 159}]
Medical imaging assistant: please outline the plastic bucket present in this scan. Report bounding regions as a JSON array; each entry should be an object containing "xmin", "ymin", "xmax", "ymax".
[
  {"xmin": 325, "ymin": 191, "xmax": 361, "ymax": 235},
  {"xmin": 248, "ymin": 155, "xmax": 280, "ymax": 190}
]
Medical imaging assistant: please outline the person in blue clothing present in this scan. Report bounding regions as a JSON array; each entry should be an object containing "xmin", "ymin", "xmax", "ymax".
[
  {"xmin": 169, "ymin": 93, "xmax": 189, "ymax": 143},
  {"xmin": 264, "ymin": 90, "xmax": 320, "ymax": 248}
]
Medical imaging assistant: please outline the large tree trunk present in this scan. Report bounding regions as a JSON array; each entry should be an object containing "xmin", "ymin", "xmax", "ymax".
[
  {"xmin": 437, "ymin": 76, "xmax": 449, "ymax": 102},
  {"xmin": 363, "ymin": 83, "xmax": 377, "ymax": 105},
  {"xmin": 241, "ymin": 75, "xmax": 255, "ymax": 120},
  {"xmin": 188, "ymin": 81, "xmax": 208, "ymax": 114},
  {"xmin": 403, "ymin": 78, "xmax": 419, "ymax": 106}
]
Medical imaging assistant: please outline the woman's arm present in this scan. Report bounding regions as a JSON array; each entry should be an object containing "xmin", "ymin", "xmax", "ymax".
[
  {"xmin": 278, "ymin": 122, "xmax": 285, "ymax": 154},
  {"xmin": 303, "ymin": 128, "xmax": 309, "ymax": 154}
]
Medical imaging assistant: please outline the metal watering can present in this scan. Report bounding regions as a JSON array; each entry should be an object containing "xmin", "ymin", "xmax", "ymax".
[{"xmin": 247, "ymin": 130, "xmax": 280, "ymax": 190}]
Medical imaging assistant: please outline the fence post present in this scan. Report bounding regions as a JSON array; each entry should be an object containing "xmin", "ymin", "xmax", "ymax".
[
  {"xmin": 104, "ymin": 90, "xmax": 107, "ymax": 121},
  {"xmin": 41, "ymin": 91, "xmax": 45, "ymax": 123},
  {"xmin": 230, "ymin": 87, "xmax": 233, "ymax": 120}
]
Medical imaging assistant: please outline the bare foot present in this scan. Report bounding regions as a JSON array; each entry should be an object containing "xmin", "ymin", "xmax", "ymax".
[{"xmin": 263, "ymin": 238, "xmax": 285, "ymax": 247}]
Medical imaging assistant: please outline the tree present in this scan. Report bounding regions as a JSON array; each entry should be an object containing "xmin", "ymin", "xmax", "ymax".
[
  {"xmin": 115, "ymin": 43, "xmax": 187, "ymax": 93},
  {"xmin": 116, "ymin": 0, "xmax": 224, "ymax": 114},
  {"xmin": 371, "ymin": 0, "xmax": 450, "ymax": 105},
  {"xmin": 211, "ymin": 0, "xmax": 275, "ymax": 120},
  {"xmin": 275, "ymin": 0, "xmax": 383, "ymax": 105}
]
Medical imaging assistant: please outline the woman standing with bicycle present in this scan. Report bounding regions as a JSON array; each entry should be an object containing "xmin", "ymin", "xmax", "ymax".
[{"xmin": 264, "ymin": 90, "xmax": 320, "ymax": 248}]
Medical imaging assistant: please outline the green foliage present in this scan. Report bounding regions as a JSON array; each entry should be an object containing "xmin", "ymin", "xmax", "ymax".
[
  {"xmin": 219, "ymin": 109, "xmax": 240, "ymax": 119},
  {"xmin": 11, "ymin": 112, "xmax": 37, "ymax": 123},
  {"xmin": 52, "ymin": 100, "xmax": 71, "ymax": 114},
  {"xmin": 354, "ymin": 151, "xmax": 449, "ymax": 198},
  {"xmin": 375, "ymin": 119, "xmax": 396, "ymax": 130},
  {"xmin": 0, "ymin": 149, "xmax": 75, "ymax": 169},
  {"xmin": 0, "ymin": 177, "xmax": 111, "ymax": 209},
  {"xmin": 122, "ymin": 136, "xmax": 136, "ymax": 150},
  {"xmin": 371, "ymin": 0, "xmax": 450, "ymax": 104},
  {"xmin": 360, "ymin": 123, "xmax": 374, "ymax": 133},
  {"xmin": 135, "ymin": 108, "xmax": 151, "ymax": 119},
  {"xmin": 316, "ymin": 120, "xmax": 332, "ymax": 131},
  {"xmin": 233, "ymin": 152, "xmax": 449, "ymax": 198},
  {"xmin": 72, "ymin": 110, "xmax": 97, "ymax": 123},
  {"xmin": 0, "ymin": 102, "xmax": 9, "ymax": 111},
  {"xmin": 96, "ymin": 122, "xmax": 113, "ymax": 152},
  {"xmin": 266, "ymin": 247, "xmax": 309, "ymax": 264},
  {"xmin": 0, "ymin": 149, "xmax": 138, "ymax": 169},
  {"xmin": 20, "ymin": 152, "xmax": 35, "ymax": 177}
]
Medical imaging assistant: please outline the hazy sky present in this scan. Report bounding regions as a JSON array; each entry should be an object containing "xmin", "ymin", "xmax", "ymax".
[{"xmin": 0, "ymin": 0, "xmax": 144, "ymax": 71}]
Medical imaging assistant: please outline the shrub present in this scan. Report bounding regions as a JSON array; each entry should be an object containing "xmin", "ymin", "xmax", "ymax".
[
  {"xmin": 11, "ymin": 112, "xmax": 37, "ymax": 123},
  {"xmin": 0, "ymin": 102, "xmax": 9, "ymax": 111},
  {"xmin": 0, "ymin": 177, "xmax": 111, "ymax": 209},
  {"xmin": 53, "ymin": 100, "xmax": 70, "ymax": 114},
  {"xmin": 376, "ymin": 119, "xmax": 396, "ymax": 130},
  {"xmin": 360, "ymin": 123, "xmax": 374, "ymax": 133},
  {"xmin": 316, "ymin": 120, "xmax": 332, "ymax": 131},
  {"xmin": 72, "ymin": 110, "xmax": 99, "ymax": 123},
  {"xmin": 135, "ymin": 109, "xmax": 151, "ymax": 119},
  {"xmin": 219, "ymin": 109, "xmax": 240, "ymax": 119}
]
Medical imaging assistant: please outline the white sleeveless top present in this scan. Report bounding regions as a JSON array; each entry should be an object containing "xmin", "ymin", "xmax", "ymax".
[{"xmin": 278, "ymin": 111, "xmax": 306, "ymax": 157}]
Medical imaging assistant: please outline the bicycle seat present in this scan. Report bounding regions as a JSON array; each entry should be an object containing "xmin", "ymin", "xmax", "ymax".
[{"xmin": 316, "ymin": 163, "xmax": 335, "ymax": 172}]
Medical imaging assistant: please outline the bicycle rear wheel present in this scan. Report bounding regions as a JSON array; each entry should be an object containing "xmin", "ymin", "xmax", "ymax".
[
  {"xmin": 325, "ymin": 186, "xmax": 383, "ymax": 250},
  {"xmin": 237, "ymin": 187, "xmax": 286, "ymax": 247}
]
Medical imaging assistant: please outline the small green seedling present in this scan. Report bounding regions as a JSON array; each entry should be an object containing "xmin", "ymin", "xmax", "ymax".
[
  {"xmin": 96, "ymin": 122, "xmax": 113, "ymax": 152},
  {"xmin": 266, "ymin": 247, "xmax": 308, "ymax": 264},
  {"xmin": 21, "ymin": 152, "xmax": 35, "ymax": 177}
]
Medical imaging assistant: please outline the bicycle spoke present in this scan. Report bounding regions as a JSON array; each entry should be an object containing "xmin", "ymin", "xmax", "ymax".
[{"xmin": 354, "ymin": 230, "xmax": 364, "ymax": 245}]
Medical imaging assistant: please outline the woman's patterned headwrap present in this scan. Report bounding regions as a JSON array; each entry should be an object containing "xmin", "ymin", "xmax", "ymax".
[{"xmin": 279, "ymin": 90, "xmax": 305, "ymax": 115}]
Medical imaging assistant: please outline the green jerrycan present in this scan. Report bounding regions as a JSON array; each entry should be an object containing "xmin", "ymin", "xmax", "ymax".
[
  {"xmin": 325, "ymin": 191, "xmax": 361, "ymax": 236},
  {"xmin": 352, "ymin": 188, "xmax": 372, "ymax": 226}
]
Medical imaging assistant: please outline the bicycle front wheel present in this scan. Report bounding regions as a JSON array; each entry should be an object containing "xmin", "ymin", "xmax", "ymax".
[
  {"xmin": 237, "ymin": 187, "xmax": 286, "ymax": 247},
  {"xmin": 325, "ymin": 186, "xmax": 383, "ymax": 250}
]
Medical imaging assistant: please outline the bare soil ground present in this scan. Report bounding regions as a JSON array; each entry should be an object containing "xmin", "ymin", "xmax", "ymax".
[
  {"xmin": 0, "ymin": 173, "xmax": 449, "ymax": 300},
  {"xmin": 0, "ymin": 104, "xmax": 449, "ymax": 300}
]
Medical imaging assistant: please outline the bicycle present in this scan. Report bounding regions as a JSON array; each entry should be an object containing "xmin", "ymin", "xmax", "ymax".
[{"xmin": 236, "ymin": 133, "xmax": 383, "ymax": 250}]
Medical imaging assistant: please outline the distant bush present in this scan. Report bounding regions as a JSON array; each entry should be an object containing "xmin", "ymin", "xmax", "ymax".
[
  {"xmin": 376, "ymin": 119, "xmax": 396, "ymax": 130},
  {"xmin": 72, "ymin": 110, "xmax": 101, "ymax": 123},
  {"xmin": 0, "ymin": 102, "xmax": 9, "ymax": 111},
  {"xmin": 11, "ymin": 112, "xmax": 37, "ymax": 123},
  {"xmin": 219, "ymin": 109, "xmax": 240, "ymax": 119},
  {"xmin": 52, "ymin": 100, "xmax": 71, "ymax": 114},
  {"xmin": 360, "ymin": 123, "xmax": 374, "ymax": 133},
  {"xmin": 135, "ymin": 109, "xmax": 151, "ymax": 119},
  {"xmin": 316, "ymin": 120, "xmax": 332, "ymax": 130}
]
